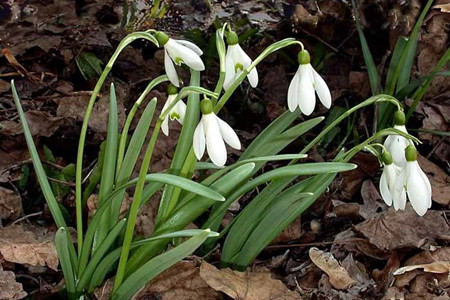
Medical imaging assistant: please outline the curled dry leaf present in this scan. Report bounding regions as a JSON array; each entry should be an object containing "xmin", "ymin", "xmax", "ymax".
[
  {"xmin": 354, "ymin": 208, "xmax": 450, "ymax": 251},
  {"xmin": 417, "ymin": 155, "xmax": 450, "ymax": 206},
  {"xmin": 0, "ymin": 266, "xmax": 27, "ymax": 300},
  {"xmin": 0, "ymin": 187, "xmax": 22, "ymax": 221},
  {"xmin": 199, "ymin": 261, "xmax": 302, "ymax": 300},
  {"xmin": 309, "ymin": 247, "xmax": 356, "ymax": 290},
  {"xmin": 394, "ymin": 261, "xmax": 450, "ymax": 276},
  {"xmin": 0, "ymin": 224, "xmax": 59, "ymax": 271}
]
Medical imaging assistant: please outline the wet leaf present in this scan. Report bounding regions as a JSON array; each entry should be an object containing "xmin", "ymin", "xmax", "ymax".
[
  {"xmin": 199, "ymin": 261, "xmax": 301, "ymax": 300},
  {"xmin": 0, "ymin": 224, "xmax": 59, "ymax": 271},
  {"xmin": 76, "ymin": 52, "xmax": 103, "ymax": 80},
  {"xmin": 309, "ymin": 247, "xmax": 356, "ymax": 290}
]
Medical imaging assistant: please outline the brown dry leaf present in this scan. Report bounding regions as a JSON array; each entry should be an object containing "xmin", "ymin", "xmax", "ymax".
[
  {"xmin": 199, "ymin": 261, "xmax": 302, "ymax": 300},
  {"xmin": 309, "ymin": 247, "xmax": 356, "ymax": 290},
  {"xmin": 394, "ymin": 261, "xmax": 450, "ymax": 276},
  {"xmin": 0, "ymin": 224, "xmax": 58, "ymax": 271},
  {"xmin": 359, "ymin": 180, "xmax": 386, "ymax": 219},
  {"xmin": 417, "ymin": 155, "xmax": 450, "ymax": 206},
  {"xmin": 434, "ymin": 4, "xmax": 450, "ymax": 13},
  {"xmin": 0, "ymin": 187, "xmax": 22, "ymax": 221},
  {"xmin": 0, "ymin": 266, "xmax": 27, "ymax": 300},
  {"xmin": 0, "ymin": 111, "xmax": 66, "ymax": 137},
  {"xmin": 354, "ymin": 207, "xmax": 450, "ymax": 251},
  {"xmin": 134, "ymin": 261, "xmax": 218, "ymax": 300},
  {"xmin": 272, "ymin": 216, "xmax": 302, "ymax": 244}
]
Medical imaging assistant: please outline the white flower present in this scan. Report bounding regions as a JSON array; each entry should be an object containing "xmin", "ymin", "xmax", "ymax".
[
  {"xmin": 156, "ymin": 32, "xmax": 205, "ymax": 87},
  {"xmin": 383, "ymin": 124, "xmax": 411, "ymax": 168},
  {"xmin": 193, "ymin": 99, "xmax": 241, "ymax": 167},
  {"xmin": 287, "ymin": 50, "xmax": 331, "ymax": 115},
  {"xmin": 223, "ymin": 31, "xmax": 258, "ymax": 91},
  {"xmin": 392, "ymin": 145, "xmax": 432, "ymax": 216},
  {"xmin": 380, "ymin": 161, "xmax": 402, "ymax": 207},
  {"xmin": 161, "ymin": 93, "xmax": 186, "ymax": 136}
]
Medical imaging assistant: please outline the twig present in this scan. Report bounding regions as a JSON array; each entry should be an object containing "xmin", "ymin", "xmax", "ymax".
[
  {"xmin": 265, "ymin": 238, "xmax": 367, "ymax": 249},
  {"xmin": 297, "ymin": 27, "xmax": 339, "ymax": 53},
  {"xmin": 11, "ymin": 211, "xmax": 43, "ymax": 225}
]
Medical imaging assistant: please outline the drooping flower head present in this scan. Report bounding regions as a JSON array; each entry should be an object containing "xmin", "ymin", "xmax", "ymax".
[
  {"xmin": 193, "ymin": 99, "xmax": 241, "ymax": 166},
  {"xmin": 383, "ymin": 110, "xmax": 411, "ymax": 167},
  {"xmin": 287, "ymin": 49, "xmax": 331, "ymax": 115},
  {"xmin": 393, "ymin": 145, "xmax": 432, "ymax": 216},
  {"xmin": 223, "ymin": 30, "xmax": 258, "ymax": 91},
  {"xmin": 379, "ymin": 150, "xmax": 402, "ymax": 207},
  {"xmin": 155, "ymin": 31, "xmax": 205, "ymax": 87},
  {"xmin": 161, "ymin": 84, "xmax": 186, "ymax": 136}
]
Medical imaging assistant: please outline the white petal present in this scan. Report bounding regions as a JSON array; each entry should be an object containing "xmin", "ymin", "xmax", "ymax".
[
  {"xmin": 161, "ymin": 115, "xmax": 169, "ymax": 136},
  {"xmin": 380, "ymin": 168, "xmax": 393, "ymax": 206},
  {"xmin": 383, "ymin": 134, "xmax": 395, "ymax": 152},
  {"xmin": 287, "ymin": 67, "xmax": 301, "ymax": 112},
  {"xmin": 406, "ymin": 162, "xmax": 430, "ymax": 216},
  {"xmin": 415, "ymin": 162, "xmax": 432, "ymax": 208},
  {"xmin": 298, "ymin": 64, "xmax": 316, "ymax": 116},
  {"xmin": 216, "ymin": 116, "xmax": 241, "ymax": 150},
  {"xmin": 393, "ymin": 168, "xmax": 407, "ymax": 210},
  {"xmin": 175, "ymin": 100, "xmax": 187, "ymax": 124},
  {"xmin": 204, "ymin": 113, "xmax": 227, "ymax": 166},
  {"xmin": 193, "ymin": 119, "xmax": 206, "ymax": 160},
  {"xmin": 164, "ymin": 49, "xmax": 179, "ymax": 87},
  {"xmin": 173, "ymin": 39, "xmax": 203, "ymax": 56},
  {"xmin": 233, "ymin": 44, "xmax": 258, "ymax": 88},
  {"xmin": 223, "ymin": 48, "xmax": 237, "ymax": 91},
  {"xmin": 390, "ymin": 136, "xmax": 409, "ymax": 167},
  {"xmin": 312, "ymin": 68, "xmax": 331, "ymax": 109},
  {"xmin": 166, "ymin": 40, "xmax": 205, "ymax": 71}
]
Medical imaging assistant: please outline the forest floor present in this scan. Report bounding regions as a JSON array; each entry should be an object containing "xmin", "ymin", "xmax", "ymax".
[{"xmin": 0, "ymin": 0, "xmax": 449, "ymax": 299}]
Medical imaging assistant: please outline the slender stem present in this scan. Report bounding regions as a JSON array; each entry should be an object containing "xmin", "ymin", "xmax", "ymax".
[
  {"xmin": 75, "ymin": 32, "xmax": 158, "ymax": 254},
  {"xmin": 114, "ymin": 118, "xmax": 162, "ymax": 291},
  {"xmin": 116, "ymin": 75, "xmax": 168, "ymax": 179}
]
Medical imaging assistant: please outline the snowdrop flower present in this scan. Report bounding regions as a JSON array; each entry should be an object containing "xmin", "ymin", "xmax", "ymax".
[
  {"xmin": 155, "ymin": 31, "xmax": 205, "ymax": 87},
  {"xmin": 393, "ymin": 145, "xmax": 432, "ymax": 216},
  {"xmin": 223, "ymin": 30, "xmax": 258, "ymax": 91},
  {"xmin": 161, "ymin": 84, "xmax": 186, "ymax": 136},
  {"xmin": 193, "ymin": 99, "xmax": 241, "ymax": 166},
  {"xmin": 287, "ymin": 50, "xmax": 331, "ymax": 115},
  {"xmin": 383, "ymin": 111, "xmax": 411, "ymax": 167},
  {"xmin": 379, "ymin": 150, "xmax": 402, "ymax": 207}
]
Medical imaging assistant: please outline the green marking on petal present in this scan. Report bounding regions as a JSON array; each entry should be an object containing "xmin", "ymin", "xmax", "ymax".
[
  {"xmin": 234, "ymin": 63, "xmax": 244, "ymax": 73},
  {"xmin": 170, "ymin": 111, "xmax": 180, "ymax": 120},
  {"xmin": 175, "ymin": 57, "xmax": 183, "ymax": 65}
]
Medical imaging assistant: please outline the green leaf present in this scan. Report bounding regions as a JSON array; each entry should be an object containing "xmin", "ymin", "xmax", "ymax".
[
  {"xmin": 386, "ymin": 36, "xmax": 408, "ymax": 91},
  {"xmin": 352, "ymin": 0, "xmax": 379, "ymax": 94},
  {"xmin": 95, "ymin": 83, "xmax": 119, "ymax": 250},
  {"xmin": 111, "ymin": 230, "xmax": 211, "ymax": 300},
  {"xmin": 203, "ymin": 162, "xmax": 357, "ymax": 231},
  {"xmin": 76, "ymin": 52, "xmax": 103, "ymax": 80},
  {"xmin": 55, "ymin": 228, "xmax": 77, "ymax": 300},
  {"xmin": 76, "ymin": 219, "xmax": 126, "ymax": 293}
]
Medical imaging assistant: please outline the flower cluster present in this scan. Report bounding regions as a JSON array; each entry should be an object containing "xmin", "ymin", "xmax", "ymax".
[
  {"xmin": 379, "ymin": 111, "xmax": 432, "ymax": 216},
  {"xmin": 156, "ymin": 29, "xmax": 332, "ymax": 167}
]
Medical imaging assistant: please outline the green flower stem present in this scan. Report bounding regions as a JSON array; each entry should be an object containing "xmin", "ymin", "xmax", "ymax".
[
  {"xmin": 114, "ymin": 118, "xmax": 163, "ymax": 292},
  {"xmin": 211, "ymin": 24, "xmax": 227, "ymax": 106},
  {"xmin": 299, "ymin": 94, "xmax": 402, "ymax": 157},
  {"xmin": 214, "ymin": 38, "xmax": 303, "ymax": 113},
  {"xmin": 406, "ymin": 48, "xmax": 450, "ymax": 120},
  {"xmin": 116, "ymin": 75, "xmax": 168, "ymax": 179},
  {"xmin": 75, "ymin": 32, "xmax": 158, "ymax": 254}
]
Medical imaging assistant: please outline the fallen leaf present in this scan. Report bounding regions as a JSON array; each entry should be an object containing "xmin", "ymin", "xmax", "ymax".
[
  {"xmin": 417, "ymin": 155, "xmax": 450, "ymax": 206},
  {"xmin": 0, "ymin": 266, "xmax": 27, "ymax": 300},
  {"xmin": 199, "ymin": 261, "xmax": 302, "ymax": 300},
  {"xmin": 272, "ymin": 216, "xmax": 302, "ymax": 244},
  {"xmin": 309, "ymin": 247, "xmax": 356, "ymax": 290},
  {"xmin": 134, "ymin": 261, "xmax": 218, "ymax": 300},
  {"xmin": 0, "ymin": 224, "xmax": 59, "ymax": 271},
  {"xmin": 433, "ymin": 4, "xmax": 450, "ymax": 13},
  {"xmin": 0, "ymin": 111, "xmax": 66, "ymax": 137},
  {"xmin": 0, "ymin": 187, "xmax": 22, "ymax": 221},
  {"xmin": 359, "ymin": 180, "xmax": 386, "ymax": 219},
  {"xmin": 354, "ymin": 207, "xmax": 450, "ymax": 251},
  {"xmin": 394, "ymin": 261, "xmax": 450, "ymax": 275}
]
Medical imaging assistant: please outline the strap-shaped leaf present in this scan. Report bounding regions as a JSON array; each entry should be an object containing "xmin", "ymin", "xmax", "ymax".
[{"xmin": 55, "ymin": 228, "xmax": 76, "ymax": 299}]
